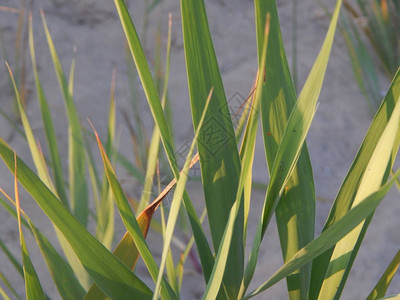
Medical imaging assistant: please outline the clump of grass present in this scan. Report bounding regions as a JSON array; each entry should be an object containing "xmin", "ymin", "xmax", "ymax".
[{"xmin": 0, "ymin": 0, "xmax": 399, "ymax": 299}]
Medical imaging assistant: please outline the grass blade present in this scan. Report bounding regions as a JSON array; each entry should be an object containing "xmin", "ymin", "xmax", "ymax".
[
  {"xmin": 254, "ymin": 1, "xmax": 316, "ymax": 298},
  {"xmin": 261, "ymin": 0, "xmax": 341, "ymax": 238},
  {"xmin": 180, "ymin": 0, "xmax": 244, "ymax": 297},
  {"xmin": 153, "ymin": 90, "xmax": 212, "ymax": 299},
  {"xmin": 203, "ymin": 16, "xmax": 270, "ymax": 300},
  {"xmin": 137, "ymin": 14, "xmax": 173, "ymax": 214},
  {"xmin": 243, "ymin": 0, "xmax": 342, "ymax": 295},
  {"xmin": 14, "ymin": 154, "xmax": 46, "ymax": 300},
  {"xmin": 28, "ymin": 13, "xmax": 68, "ymax": 207},
  {"xmin": 366, "ymin": 250, "xmax": 400, "ymax": 300},
  {"xmin": 0, "ymin": 139, "xmax": 153, "ymax": 300},
  {"xmin": 92, "ymin": 123, "xmax": 177, "ymax": 300},
  {"xmin": 95, "ymin": 69, "xmax": 117, "ymax": 250},
  {"xmin": 41, "ymin": 11, "xmax": 88, "ymax": 227}
]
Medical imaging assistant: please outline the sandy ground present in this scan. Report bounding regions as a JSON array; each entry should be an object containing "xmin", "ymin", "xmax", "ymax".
[{"xmin": 0, "ymin": 0, "xmax": 399, "ymax": 299}]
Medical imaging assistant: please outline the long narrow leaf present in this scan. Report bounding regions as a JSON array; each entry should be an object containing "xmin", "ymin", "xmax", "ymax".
[
  {"xmin": 180, "ymin": 0, "xmax": 244, "ymax": 297},
  {"xmin": 255, "ymin": 1, "xmax": 316, "ymax": 298},
  {"xmin": 28, "ymin": 13, "xmax": 68, "ymax": 207},
  {"xmin": 203, "ymin": 16, "xmax": 270, "ymax": 300},
  {"xmin": 14, "ymin": 154, "xmax": 46, "ymax": 300},
  {"xmin": 243, "ymin": 0, "xmax": 342, "ymax": 295}
]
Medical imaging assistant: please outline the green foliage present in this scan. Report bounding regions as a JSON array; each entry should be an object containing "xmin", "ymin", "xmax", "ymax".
[{"xmin": 0, "ymin": 0, "xmax": 399, "ymax": 299}]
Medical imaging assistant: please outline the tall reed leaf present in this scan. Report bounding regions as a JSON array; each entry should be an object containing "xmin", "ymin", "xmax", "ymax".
[
  {"xmin": 255, "ymin": 1, "xmax": 315, "ymax": 298},
  {"xmin": 180, "ymin": 0, "xmax": 244, "ymax": 297},
  {"xmin": 242, "ymin": 0, "xmax": 342, "ymax": 296},
  {"xmin": 0, "ymin": 139, "xmax": 153, "ymax": 299}
]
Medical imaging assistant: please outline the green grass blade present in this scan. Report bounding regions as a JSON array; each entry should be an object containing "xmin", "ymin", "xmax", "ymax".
[
  {"xmin": 14, "ymin": 156, "xmax": 47, "ymax": 300},
  {"xmin": 317, "ymin": 84, "xmax": 400, "ymax": 299},
  {"xmin": 95, "ymin": 70, "xmax": 117, "ymax": 250},
  {"xmin": 92, "ymin": 125, "xmax": 177, "ymax": 300},
  {"xmin": 0, "ymin": 139, "xmax": 153, "ymax": 300},
  {"xmin": 204, "ymin": 17, "xmax": 270, "ymax": 300},
  {"xmin": 261, "ymin": 0, "xmax": 341, "ymax": 237},
  {"xmin": 41, "ymin": 11, "xmax": 88, "ymax": 227},
  {"xmin": 137, "ymin": 14, "xmax": 173, "ymax": 215},
  {"xmin": 238, "ymin": 85, "xmax": 256, "ymax": 242},
  {"xmin": 243, "ymin": 0, "xmax": 342, "ymax": 295},
  {"xmin": 113, "ymin": 0, "xmax": 174, "ymax": 168},
  {"xmin": 243, "ymin": 168, "xmax": 400, "ymax": 299},
  {"xmin": 153, "ymin": 15, "xmax": 178, "ymax": 292},
  {"xmin": 114, "ymin": 0, "xmax": 214, "ymax": 285},
  {"xmin": 366, "ymin": 250, "xmax": 400, "ymax": 300},
  {"xmin": 180, "ymin": 0, "xmax": 244, "ymax": 297},
  {"xmin": 254, "ymin": 1, "xmax": 316, "ymax": 298},
  {"xmin": 5, "ymin": 62, "xmax": 55, "ymax": 192},
  {"xmin": 153, "ymin": 90, "xmax": 212, "ymax": 300},
  {"xmin": 310, "ymin": 67, "xmax": 400, "ymax": 299},
  {"xmin": 28, "ymin": 14, "xmax": 68, "ymax": 207}
]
